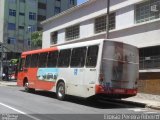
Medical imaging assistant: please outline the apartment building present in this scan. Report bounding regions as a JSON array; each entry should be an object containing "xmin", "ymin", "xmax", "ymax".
[
  {"xmin": 0, "ymin": 0, "xmax": 38, "ymax": 54},
  {"xmin": 42, "ymin": 0, "xmax": 160, "ymax": 95},
  {"xmin": 37, "ymin": 0, "xmax": 77, "ymax": 30},
  {"xmin": 0, "ymin": 0, "xmax": 76, "ymax": 56}
]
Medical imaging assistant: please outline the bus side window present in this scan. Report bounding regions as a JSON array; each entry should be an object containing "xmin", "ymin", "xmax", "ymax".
[
  {"xmin": 47, "ymin": 51, "xmax": 58, "ymax": 67},
  {"xmin": 38, "ymin": 52, "xmax": 48, "ymax": 67},
  {"xmin": 70, "ymin": 47, "xmax": 86, "ymax": 67},
  {"xmin": 86, "ymin": 45, "xmax": 99, "ymax": 67},
  {"xmin": 25, "ymin": 55, "xmax": 31, "ymax": 68},
  {"xmin": 18, "ymin": 58, "xmax": 25, "ymax": 71},
  {"xmin": 30, "ymin": 54, "xmax": 39, "ymax": 68},
  {"xmin": 58, "ymin": 49, "xmax": 71, "ymax": 67}
]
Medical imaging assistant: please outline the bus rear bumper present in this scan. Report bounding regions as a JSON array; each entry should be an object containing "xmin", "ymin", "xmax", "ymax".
[{"xmin": 95, "ymin": 85, "xmax": 137, "ymax": 98}]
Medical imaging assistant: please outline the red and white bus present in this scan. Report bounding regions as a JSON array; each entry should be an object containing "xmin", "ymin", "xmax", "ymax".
[{"xmin": 17, "ymin": 39, "xmax": 139, "ymax": 100}]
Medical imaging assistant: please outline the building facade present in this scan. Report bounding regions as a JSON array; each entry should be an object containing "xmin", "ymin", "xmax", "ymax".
[
  {"xmin": 37, "ymin": 0, "xmax": 77, "ymax": 30},
  {"xmin": 0, "ymin": 0, "xmax": 38, "ymax": 54},
  {"xmin": 42, "ymin": 0, "xmax": 160, "ymax": 95},
  {"xmin": 0, "ymin": 0, "xmax": 77, "ymax": 54}
]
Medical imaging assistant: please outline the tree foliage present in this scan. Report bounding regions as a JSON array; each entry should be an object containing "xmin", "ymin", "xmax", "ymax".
[{"xmin": 31, "ymin": 31, "xmax": 42, "ymax": 49}]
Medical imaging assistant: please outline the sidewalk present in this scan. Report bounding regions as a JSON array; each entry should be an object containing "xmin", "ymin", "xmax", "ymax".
[
  {"xmin": 0, "ymin": 80, "xmax": 160, "ymax": 110},
  {"xmin": 0, "ymin": 79, "xmax": 17, "ymax": 86},
  {"xmin": 122, "ymin": 93, "xmax": 160, "ymax": 110}
]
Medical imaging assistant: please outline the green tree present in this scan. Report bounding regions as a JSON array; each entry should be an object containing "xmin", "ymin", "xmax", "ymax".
[{"xmin": 31, "ymin": 31, "xmax": 42, "ymax": 49}]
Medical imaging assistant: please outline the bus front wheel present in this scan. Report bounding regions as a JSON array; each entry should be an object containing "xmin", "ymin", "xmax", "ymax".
[
  {"xmin": 56, "ymin": 82, "xmax": 65, "ymax": 100},
  {"xmin": 24, "ymin": 81, "xmax": 35, "ymax": 93}
]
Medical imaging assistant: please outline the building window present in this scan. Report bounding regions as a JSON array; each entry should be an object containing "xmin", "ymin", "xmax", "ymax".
[
  {"xmin": 28, "ymin": 40, "xmax": 31, "ymax": 46},
  {"xmin": 70, "ymin": 0, "xmax": 75, "ymax": 5},
  {"xmin": 37, "ymin": 27, "xmax": 43, "ymax": 31},
  {"xmin": 51, "ymin": 31, "xmax": 58, "ymax": 44},
  {"xmin": 28, "ymin": 25, "xmax": 36, "ymax": 32},
  {"xmin": 8, "ymin": 37, "xmax": 16, "ymax": 44},
  {"xmin": 66, "ymin": 25, "xmax": 79, "ymax": 40},
  {"xmin": 136, "ymin": 0, "xmax": 160, "ymax": 23},
  {"xmin": 19, "ymin": 26, "xmax": 24, "ymax": 29},
  {"xmin": 140, "ymin": 46, "xmax": 160, "ymax": 69},
  {"xmin": 95, "ymin": 13, "xmax": 115, "ymax": 33},
  {"xmin": 8, "ymin": 23, "xmax": 16, "ymax": 30},
  {"xmin": 38, "ymin": 15, "xmax": 46, "ymax": 21},
  {"xmin": 9, "ymin": 0, "xmax": 16, "ymax": 3},
  {"xmin": 20, "ymin": 0, "xmax": 25, "ymax": 3},
  {"xmin": 54, "ymin": 7, "xmax": 61, "ymax": 14},
  {"xmin": 38, "ymin": 2, "xmax": 46, "ymax": 9},
  {"xmin": 29, "ymin": 12, "xmax": 36, "ymax": 20},
  {"xmin": 19, "ymin": 12, "xmax": 25, "ymax": 16},
  {"xmin": 9, "ymin": 9, "xmax": 16, "ymax": 16},
  {"xmin": 28, "ymin": 0, "xmax": 36, "ymax": 7}
]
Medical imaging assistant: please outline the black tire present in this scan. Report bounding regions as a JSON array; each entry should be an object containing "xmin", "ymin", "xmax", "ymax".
[
  {"xmin": 56, "ymin": 82, "xmax": 65, "ymax": 100},
  {"xmin": 24, "ymin": 81, "xmax": 35, "ymax": 93}
]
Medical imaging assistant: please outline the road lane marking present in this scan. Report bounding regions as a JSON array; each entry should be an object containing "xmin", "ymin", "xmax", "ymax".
[
  {"xmin": 145, "ymin": 112, "xmax": 158, "ymax": 114},
  {"xmin": 0, "ymin": 102, "xmax": 41, "ymax": 120},
  {"xmin": 128, "ymin": 108, "xmax": 147, "ymax": 112}
]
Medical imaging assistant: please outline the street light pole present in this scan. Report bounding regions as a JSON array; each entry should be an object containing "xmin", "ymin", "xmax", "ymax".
[{"xmin": 106, "ymin": 0, "xmax": 110, "ymax": 39}]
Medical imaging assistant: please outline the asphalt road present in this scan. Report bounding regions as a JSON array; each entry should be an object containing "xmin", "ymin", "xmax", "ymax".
[{"xmin": 0, "ymin": 86, "xmax": 160, "ymax": 120}]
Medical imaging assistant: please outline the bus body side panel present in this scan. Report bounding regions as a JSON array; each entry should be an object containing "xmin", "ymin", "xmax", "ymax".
[
  {"xmin": 17, "ymin": 47, "xmax": 58, "ymax": 90},
  {"xmin": 59, "ymin": 68, "xmax": 86, "ymax": 97},
  {"xmin": 83, "ymin": 42, "xmax": 103, "ymax": 98},
  {"xmin": 35, "ymin": 68, "xmax": 57, "ymax": 90}
]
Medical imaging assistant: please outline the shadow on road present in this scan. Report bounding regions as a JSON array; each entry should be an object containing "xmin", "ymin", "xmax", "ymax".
[{"xmin": 20, "ymin": 90, "xmax": 145, "ymax": 109}]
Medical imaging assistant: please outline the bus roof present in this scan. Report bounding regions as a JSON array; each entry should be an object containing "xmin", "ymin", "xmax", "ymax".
[
  {"xmin": 22, "ymin": 47, "xmax": 58, "ymax": 56},
  {"xmin": 22, "ymin": 39, "xmax": 137, "ymax": 56}
]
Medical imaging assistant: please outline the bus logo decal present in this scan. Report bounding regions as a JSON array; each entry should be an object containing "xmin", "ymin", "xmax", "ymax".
[{"xmin": 74, "ymin": 69, "xmax": 78, "ymax": 75}]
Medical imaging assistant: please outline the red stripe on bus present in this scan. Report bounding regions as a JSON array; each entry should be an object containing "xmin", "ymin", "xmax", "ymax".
[{"xmin": 22, "ymin": 47, "xmax": 58, "ymax": 55}]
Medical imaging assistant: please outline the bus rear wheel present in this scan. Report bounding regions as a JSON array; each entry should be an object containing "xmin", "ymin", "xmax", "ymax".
[
  {"xmin": 56, "ymin": 82, "xmax": 65, "ymax": 100},
  {"xmin": 24, "ymin": 81, "xmax": 35, "ymax": 93}
]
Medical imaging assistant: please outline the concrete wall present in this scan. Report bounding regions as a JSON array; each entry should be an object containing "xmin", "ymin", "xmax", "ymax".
[
  {"xmin": 110, "ymin": 20, "xmax": 160, "ymax": 48},
  {"xmin": 138, "ymin": 73, "xmax": 160, "ymax": 95},
  {"xmin": 42, "ymin": 0, "xmax": 147, "ymax": 48}
]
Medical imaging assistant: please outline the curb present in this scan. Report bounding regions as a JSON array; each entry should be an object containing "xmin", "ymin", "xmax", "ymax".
[
  {"xmin": 146, "ymin": 105, "xmax": 160, "ymax": 110},
  {"xmin": 0, "ymin": 81, "xmax": 17, "ymax": 86},
  {"xmin": 101, "ymin": 98, "xmax": 146, "ymax": 108}
]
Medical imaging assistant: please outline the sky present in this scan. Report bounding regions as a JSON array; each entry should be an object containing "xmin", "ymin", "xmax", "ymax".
[{"xmin": 77, "ymin": 0, "xmax": 88, "ymax": 5}]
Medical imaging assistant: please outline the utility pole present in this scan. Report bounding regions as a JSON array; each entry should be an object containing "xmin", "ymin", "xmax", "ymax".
[{"xmin": 106, "ymin": 0, "xmax": 110, "ymax": 39}]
